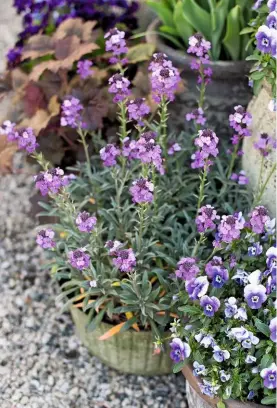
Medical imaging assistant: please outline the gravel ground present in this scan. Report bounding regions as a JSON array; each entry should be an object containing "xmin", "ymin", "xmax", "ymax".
[{"xmin": 0, "ymin": 155, "xmax": 188, "ymax": 408}]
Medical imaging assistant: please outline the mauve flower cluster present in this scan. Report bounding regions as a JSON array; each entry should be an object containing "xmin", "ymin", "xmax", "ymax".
[
  {"xmin": 61, "ymin": 97, "xmax": 84, "ymax": 128},
  {"xmin": 195, "ymin": 205, "xmax": 219, "ymax": 233},
  {"xmin": 217, "ymin": 212, "xmax": 245, "ymax": 243},
  {"xmin": 191, "ymin": 129, "xmax": 219, "ymax": 169},
  {"xmin": 136, "ymin": 134, "xmax": 164, "ymax": 174},
  {"xmin": 229, "ymin": 105, "xmax": 252, "ymax": 137},
  {"xmin": 0, "ymin": 121, "xmax": 38, "ymax": 154},
  {"xmin": 175, "ymin": 257, "xmax": 199, "ymax": 281},
  {"xmin": 129, "ymin": 178, "xmax": 154, "ymax": 204},
  {"xmin": 188, "ymin": 34, "xmax": 212, "ymax": 85},
  {"xmin": 149, "ymin": 53, "xmax": 180, "ymax": 103},
  {"xmin": 126, "ymin": 98, "xmax": 150, "ymax": 125},
  {"xmin": 77, "ymin": 60, "xmax": 93, "ymax": 79},
  {"xmin": 250, "ymin": 206, "xmax": 270, "ymax": 234},
  {"xmin": 100, "ymin": 144, "xmax": 121, "ymax": 167},
  {"xmin": 167, "ymin": 141, "xmax": 181, "ymax": 156},
  {"xmin": 76, "ymin": 211, "xmax": 97, "ymax": 233},
  {"xmin": 36, "ymin": 229, "xmax": 55, "ymax": 249},
  {"xmin": 230, "ymin": 170, "xmax": 249, "ymax": 185},
  {"xmin": 105, "ymin": 28, "xmax": 128, "ymax": 65},
  {"xmin": 254, "ymin": 133, "xmax": 276, "ymax": 156},
  {"xmin": 68, "ymin": 249, "xmax": 90, "ymax": 270},
  {"xmin": 35, "ymin": 168, "xmax": 71, "ymax": 196},
  {"xmin": 105, "ymin": 241, "xmax": 136, "ymax": 272},
  {"xmin": 186, "ymin": 108, "xmax": 206, "ymax": 126},
  {"xmin": 108, "ymin": 73, "xmax": 131, "ymax": 103}
]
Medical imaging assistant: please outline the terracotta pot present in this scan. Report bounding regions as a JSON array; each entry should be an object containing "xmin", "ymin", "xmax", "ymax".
[
  {"xmin": 242, "ymin": 81, "xmax": 276, "ymax": 217},
  {"xmin": 182, "ymin": 365, "xmax": 265, "ymax": 408},
  {"xmin": 146, "ymin": 19, "xmax": 253, "ymax": 137},
  {"xmin": 70, "ymin": 306, "xmax": 172, "ymax": 376}
]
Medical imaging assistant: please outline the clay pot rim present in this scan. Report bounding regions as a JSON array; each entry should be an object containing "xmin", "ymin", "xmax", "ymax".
[
  {"xmin": 182, "ymin": 364, "xmax": 267, "ymax": 408},
  {"xmin": 146, "ymin": 19, "xmax": 251, "ymax": 76}
]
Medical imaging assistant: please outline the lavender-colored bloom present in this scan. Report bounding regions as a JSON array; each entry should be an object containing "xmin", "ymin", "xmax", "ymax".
[
  {"xmin": 68, "ymin": 249, "xmax": 90, "ymax": 270},
  {"xmin": 248, "ymin": 242, "xmax": 263, "ymax": 257},
  {"xmin": 250, "ymin": 206, "xmax": 270, "ymax": 234},
  {"xmin": 269, "ymin": 317, "xmax": 277, "ymax": 342},
  {"xmin": 113, "ymin": 248, "xmax": 136, "ymax": 272},
  {"xmin": 122, "ymin": 137, "xmax": 139, "ymax": 160},
  {"xmin": 76, "ymin": 212, "xmax": 97, "ymax": 233},
  {"xmin": 244, "ymin": 283, "xmax": 267, "ymax": 309},
  {"xmin": 17, "ymin": 127, "xmax": 38, "ymax": 153},
  {"xmin": 105, "ymin": 240, "xmax": 123, "ymax": 255},
  {"xmin": 229, "ymin": 327, "xmax": 250, "ymax": 342},
  {"xmin": 229, "ymin": 105, "xmax": 252, "ymax": 137},
  {"xmin": 150, "ymin": 55, "xmax": 180, "ymax": 103},
  {"xmin": 61, "ymin": 97, "xmax": 84, "ymax": 128},
  {"xmin": 149, "ymin": 53, "xmax": 173, "ymax": 72},
  {"xmin": 261, "ymin": 363, "xmax": 277, "ymax": 389},
  {"xmin": 213, "ymin": 346, "xmax": 230, "ymax": 362},
  {"xmin": 34, "ymin": 168, "xmax": 70, "ymax": 196},
  {"xmin": 0, "ymin": 120, "xmax": 18, "ymax": 141},
  {"xmin": 245, "ymin": 355, "xmax": 257, "ymax": 364},
  {"xmin": 130, "ymin": 178, "xmax": 154, "ymax": 204},
  {"xmin": 100, "ymin": 144, "xmax": 120, "ymax": 167},
  {"xmin": 108, "ymin": 73, "xmax": 131, "ymax": 103},
  {"xmin": 268, "ymin": 0, "xmax": 277, "ymax": 11},
  {"xmin": 200, "ymin": 334, "xmax": 216, "ymax": 348},
  {"xmin": 256, "ymin": 25, "xmax": 276, "ymax": 54},
  {"xmin": 175, "ymin": 257, "xmax": 199, "ymax": 281},
  {"xmin": 218, "ymin": 213, "xmax": 245, "ymax": 243},
  {"xmin": 232, "ymin": 269, "xmax": 249, "ymax": 285},
  {"xmin": 186, "ymin": 108, "xmax": 206, "ymax": 125},
  {"xmin": 77, "ymin": 60, "xmax": 93, "ymax": 79},
  {"xmin": 36, "ymin": 229, "xmax": 55, "ymax": 249},
  {"xmin": 168, "ymin": 142, "xmax": 181, "ymax": 156},
  {"xmin": 205, "ymin": 256, "xmax": 223, "ymax": 276},
  {"xmin": 254, "ymin": 133, "xmax": 276, "ymax": 157},
  {"xmin": 193, "ymin": 361, "xmax": 207, "ymax": 376},
  {"xmin": 231, "ymin": 170, "xmax": 249, "ymax": 185},
  {"xmin": 242, "ymin": 332, "xmax": 260, "ymax": 348},
  {"xmin": 253, "ymin": 0, "xmax": 264, "ymax": 9},
  {"xmin": 235, "ymin": 307, "xmax": 247, "ymax": 321},
  {"xmin": 266, "ymin": 274, "xmax": 276, "ymax": 294},
  {"xmin": 169, "ymin": 338, "xmax": 191, "ymax": 363},
  {"xmin": 266, "ymin": 246, "xmax": 277, "ymax": 274},
  {"xmin": 187, "ymin": 34, "xmax": 211, "ymax": 58},
  {"xmin": 207, "ymin": 265, "xmax": 229, "ymax": 288},
  {"xmin": 195, "ymin": 129, "xmax": 219, "ymax": 158},
  {"xmin": 196, "ymin": 205, "xmax": 219, "ymax": 233},
  {"xmin": 200, "ymin": 295, "xmax": 220, "ymax": 317},
  {"xmin": 248, "ymin": 270, "xmax": 262, "ymax": 285},
  {"xmin": 6, "ymin": 46, "xmax": 22, "ymax": 68},
  {"xmin": 220, "ymin": 370, "xmax": 230, "ymax": 382},
  {"xmin": 105, "ymin": 28, "xmax": 128, "ymax": 64},
  {"xmin": 267, "ymin": 11, "xmax": 277, "ymax": 29},
  {"xmin": 136, "ymin": 137, "xmax": 164, "ymax": 174},
  {"xmin": 247, "ymin": 391, "xmax": 255, "ymax": 400},
  {"xmin": 126, "ymin": 98, "xmax": 150, "ymax": 125},
  {"xmin": 185, "ymin": 276, "xmax": 209, "ymax": 300},
  {"xmin": 224, "ymin": 297, "xmax": 238, "ymax": 318},
  {"xmin": 199, "ymin": 380, "xmax": 219, "ymax": 398}
]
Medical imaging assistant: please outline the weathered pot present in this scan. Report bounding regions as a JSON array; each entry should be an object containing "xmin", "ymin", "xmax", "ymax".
[
  {"xmin": 182, "ymin": 365, "xmax": 264, "ymax": 408},
  {"xmin": 146, "ymin": 19, "xmax": 253, "ymax": 136},
  {"xmin": 242, "ymin": 81, "xmax": 276, "ymax": 217},
  {"xmin": 70, "ymin": 306, "xmax": 172, "ymax": 375}
]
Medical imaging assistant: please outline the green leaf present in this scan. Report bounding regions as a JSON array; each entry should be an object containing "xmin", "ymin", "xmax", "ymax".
[
  {"xmin": 147, "ymin": 0, "xmax": 175, "ymax": 27},
  {"xmin": 178, "ymin": 305, "xmax": 200, "ymax": 314},
  {"xmin": 261, "ymin": 395, "xmax": 276, "ymax": 405},
  {"xmin": 119, "ymin": 316, "xmax": 138, "ymax": 332},
  {"xmin": 240, "ymin": 27, "xmax": 255, "ymax": 35},
  {"xmin": 173, "ymin": 360, "xmax": 186, "ymax": 373},
  {"xmin": 261, "ymin": 354, "xmax": 274, "ymax": 369},
  {"xmin": 127, "ymin": 43, "xmax": 156, "ymax": 63},
  {"xmin": 249, "ymin": 376, "xmax": 261, "ymax": 390},
  {"xmin": 251, "ymin": 70, "xmax": 265, "ymax": 80},
  {"xmin": 217, "ymin": 401, "xmax": 226, "ymax": 408},
  {"xmin": 209, "ymin": 0, "xmax": 230, "ymax": 60},
  {"xmin": 173, "ymin": 1, "xmax": 193, "ymax": 46},
  {"xmin": 222, "ymin": 5, "xmax": 241, "ymax": 60},
  {"xmin": 86, "ymin": 308, "xmax": 106, "ymax": 332},
  {"xmin": 254, "ymin": 318, "xmax": 271, "ymax": 337},
  {"xmin": 182, "ymin": 0, "xmax": 212, "ymax": 41},
  {"xmin": 160, "ymin": 25, "xmax": 179, "ymax": 36},
  {"xmin": 158, "ymin": 31, "xmax": 185, "ymax": 49}
]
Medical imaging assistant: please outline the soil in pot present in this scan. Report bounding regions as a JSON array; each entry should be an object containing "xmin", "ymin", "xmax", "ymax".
[{"xmin": 146, "ymin": 20, "xmax": 253, "ymax": 137}]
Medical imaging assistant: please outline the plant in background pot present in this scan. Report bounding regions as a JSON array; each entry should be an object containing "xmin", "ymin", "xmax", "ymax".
[
  {"xmin": 2, "ymin": 30, "xmax": 254, "ymax": 375},
  {"xmin": 145, "ymin": 0, "xmax": 255, "ymax": 135}
]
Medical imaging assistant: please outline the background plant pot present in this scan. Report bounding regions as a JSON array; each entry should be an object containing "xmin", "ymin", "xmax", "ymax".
[
  {"xmin": 182, "ymin": 365, "xmax": 265, "ymax": 408},
  {"xmin": 146, "ymin": 19, "xmax": 253, "ymax": 136},
  {"xmin": 242, "ymin": 81, "xmax": 276, "ymax": 217},
  {"xmin": 70, "ymin": 306, "xmax": 172, "ymax": 376}
]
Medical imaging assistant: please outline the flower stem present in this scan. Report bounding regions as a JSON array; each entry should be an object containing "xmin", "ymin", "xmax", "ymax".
[
  {"xmin": 197, "ymin": 166, "xmax": 207, "ymax": 211},
  {"xmin": 159, "ymin": 96, "xmax": 168, "ymax": 154},
  {"xmin": 138, "ymin": 204, "xmax": 147, "ymax": 254},
  {"xmin": 79, "ymin": 128, "xmax": 93, "ymax": 181},
  {"xmin": 253, "ymin": 161, "xmax": 276, "ymax": 207},
  {"xmin": 227, "ymin": 144, "xmax": 239, "ymax": 179},
  {"xmin": 192, "ymin": 233, "xmax": 205, "ymax": 257},
  {"xmin": 119, "ymin": 101, "xmax": 128, "ymax": 143}
]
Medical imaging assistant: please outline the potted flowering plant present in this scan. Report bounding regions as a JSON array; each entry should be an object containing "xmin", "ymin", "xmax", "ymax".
[{"xmin": 2, "ymin": 29, "xmax": 255, "ymax": 375}]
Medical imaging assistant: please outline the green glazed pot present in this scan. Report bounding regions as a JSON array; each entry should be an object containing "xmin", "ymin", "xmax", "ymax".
[{"xmin": 70, "ymin": 306, "xmax": 173, "ymax": 376}]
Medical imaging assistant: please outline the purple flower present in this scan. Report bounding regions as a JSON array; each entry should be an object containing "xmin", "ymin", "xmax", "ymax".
[
  {"xmin": 126, "ymin": 98, "xmax": 150, "ymax": 125},
  {"xmin": 232, "ymin": 269, "xmax": 249, "ymax": 285},
  {"xmin": 229, "ymin": 105, "xmax": 252, "ymax": 137},
  {"xmin": 218, "ymin": 213, "xmax": 245, "ymax": 243},
  {"xmin": 149, "ymin": 54, "xmax": 180, "ymax": 103},
  {"xmin": 136, "ymin": 137, "xmax": 164, "ymax": 174},
  {"xmin": 108, "ymin": 73, "xmax": 131, "ymax": 103},
  {"xmin": 193, "ymin": 361, "xmax": 207, "ymax": 376},
  {"xmin": 261, "ymin": 363, "xmax": 277, "ymax": 389},
  {"xmin": 122, "ymin": 137, "xmax": 139, "ymax": 160},
  {"xmin": 77, "ymin": 60, "xmax": 93, "ymax": 79},
  {"xmin": 195, "ymin": 129, "xmax": 219, "ymax": 158},
  {"xmin": 100, "ymin": 144, "xmax": 120, "ymax": 167},
  {"xmin": 34, "ymin": 168, "xmax": 70, "ymax": 196},
  {"xmin": 0, "ymin": 120, "xmax": 18, "ymax": 141},
  {"xmin": 245, "ymin": 355, "xmax": 257, "ymax": 364},
  {"xmin": 168, "ymin": 142, "xmax": 181, "ymax": 156},
  {"xmin": 248, "ymin": 242, "xmax": 263, "ymax": 257},
  {"xmin": 169, "ymin": 338, "xmax": 191, "ymax": 363},
  {"xmin": 129, "ymin": 178, "xmax": 154, "ymax": 204},
  {"xmin": 247, "ymin": 391, "xmax": 255, "ymax": 400},
  {"xmin": 175, "ymin": 257, "xmax": 199, "ymax": 281},
  {"xmin": 231, "ymin": 170, "xmax": 249, "ymax": 185},
  {"xmin": 36, "ymin": 229, "xmax": 55, "ymax": 249},
  {"xmin": 266, "ymin": 246, "xmax": 277, "ymax": 274},
  {"xmin": 205, "ymin": 256, "xmax": 223, "ymax": 276},
  {"xmin": 253, "ymin": 0, "xmax": 264, "ymax": 9},
  {"xmin": 269, "ymin": 317, "xmax": 277, "ymax": 342},
  {"xmin": 185, "ymin": 276, "xmax": 209, "ymax": 300},
  {"xmin": 105, "ymin": 240, "xmax": 123, "ymax": 255},
  {"xmin": 266, "ymin": 274, "xmax": 276, "ymax": 294},
  {"xmin": 187, "ymin": 34, "xmax": 211, "ymax": 58},
  {"xmin": 220, "ymin": 370, "xmax": 230, "ymax": 382},
  {"xmin": 267, "ymin": 11, "xmax": 277, "ymax": 29},
  {"xmin": 256, "ymin": 25, "xmax": 276, "ymax": 54},
  {"xmin": 17, "ymin": 127, "xmax": 38, "ymax": 153},
  {"xmin": 186, "ymin": 108, "xmax": 206, "ymax": 125},
  {"xmin": 224, "ymin": 297, "xmax": 238, "ymax": 318},
  {"xmin": 68, "ymin": 249, "xmax": 90, "ymax": 270},
  {"xmin": 105, "ymin": 28, "xmax": 128, "ymax": 64},
  {"xmin": 213, "ymin": 346, "xmax": 230, "ymax": 362},
  {"xmin": 200, "ymin": 295, "xmax": 220, "ymax": 317},
  {"xmin": 268, "ymin": 0, "xmax": 277, "ymax": 12},
  {"xmin": 241, "ymin": 332, "xmax": 259, "ymax": 348},
  {"xmin": 199, "ymin": 380, "xmax": 219, "ymax": 398},
  {"xmin": 244, "ymin": 284, "xmax": 267, "ymax": 309},
  {"xmin": 254, "ymin": 133, "xmax": 276, "ymax": 156},
  {"xmin": 235, "ymin": 307, "xmax": 247, "ymax": 321},
  {"xmin": 207, "ymin": 266, "xmax": 229, "ymax": 288},
  {"xmin": 112, "ymin": 248, "xmax": 136, "ymax": 272},
  {"xmin": 195, "ymin": 333, "xmax": 216, "ymax": 348},
  {"xmin": 6, "ymin": 46, "xmax": 22, "ymax": 68},
  {"xmin": 76, "ymin": 212, "xmax": 97, "ymax": 233},
  {"xmin": 196, "ymin": 205, "xmax": 219, "ymax": 233},
  {"xmin": 250, "ymin": 206, "xmax": 270, "ymax": 234},
  {"xmin": 229, "ymin": 327, "xmax": 250, "ymax": 342},
  {"xmin": 61, "ymin": 97, "xmax": 84, "ymax": 128}
]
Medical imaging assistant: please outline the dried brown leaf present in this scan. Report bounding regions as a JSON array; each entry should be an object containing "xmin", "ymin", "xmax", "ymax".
[
  {"xmin": 54, "ymin": 18, "xmax": 98, "ymax": 43},
  {"xmin": 0, "ymin": 135, "xmax": 17, "ymax": 174},
  {"xmin": 19, "ymin": 109, "xmax": 51, "ymax": 134},
  {"xmin": 11, "ymin": 68, "xmax": 29, "ymax": 91},
  {"xmin": 22, "ymin": 34, "xmax": 55, "ymax": 60},
  {"xmin": 23, "ymin": 82, "xmax": 47, "ymax": 117}
]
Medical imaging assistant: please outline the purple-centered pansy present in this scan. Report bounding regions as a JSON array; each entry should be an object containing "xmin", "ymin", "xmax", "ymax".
[
  {"xmin": 200, "ymin": 295, "xmax": 220, "ymax": 317},
  {"xmin": 268, "ymin": 0, "xmax": 277, "ymax": 11},
  {"xmin": 224, "ymin": 297, "xmax": 238, "ymax": 318},
  {"xmin": 245, "ymin": 355, "xmax": 257, "ymax": 364},
  {"xmin": 207, "ymin": 265, "xmax": 229, "ymax": 288},
  {"xmin": 244, "ymin": 283, "xmax": 267, "ymax": 309},
  {"xmin": 36, "ymin": 229, "xmax": 55, "ymax": 249},
  {"xmin": 260, "ymin": 363, "xmax": 277, "ymax": 389},
  {"xmin": 241, "ymin": 332, "xmax": 260, "ymax": 349},
  {"xmin": 199, "ymin": 380, "xmax": 219, "ymax": 398},
  {"xmin": 256, "ymin": 25, "xmax": 276, "ymax": 55},
  {"xmin": 229, "ymin": 327, "xmax": 250, "ymax": 342},
  {"xmin": 248, "ymin": 242, "xmax": 263, "ymax": 257},
  {"xmin": 175, "ymin": 257, "xmax": 200, "ymax": 281},
  {"xmin": 213, "ymin": 346, "xmax": 230, "ymax": 362},
  {"xmin": 76, "ymin": 212, "xmax": 97, "ymax": 233},
  {"xmin": 169, "ymin": 338, "xmax": 191, "ymax": 363},
  {"xmin": 185, "ymin": 276, "xmax": 209, "ymax": 300},
  {"xmin": 269, "ymin": 317, "xmax": 277, "ymax": 342},
  {"xmin": 266, "ymin": 246, "xmax": 277, "ymax": 275},
  {"xmin": 193, "ymin": 361, "xmax": 207, "ymax": 376},
  {"xmin": 205, "ymin": 256, "xmax": 223, "ymax": 276},
  {"xmin": 220, "ymin": 370, "xmax": 231, "ymax": 382},
  {"xmin": 232, "ymin": 269, "xmax": 249, "ymax": 285},
  {"xmin": 68, "ymin": 249, "xmax": 90, "ymax": 270}
]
